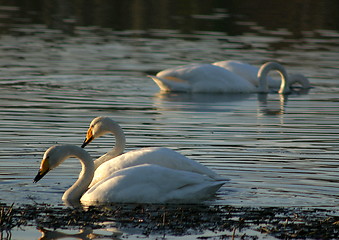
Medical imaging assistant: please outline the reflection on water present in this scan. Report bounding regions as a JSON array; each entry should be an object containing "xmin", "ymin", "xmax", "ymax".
[
  {"xmin": 154, "ymin": 92, "xmax": 305, "ymax": 122},
  {"xmin": 154, "ymin": 91, "xmax": 297, "ymax": 115},
  {"xmin": 38, "ymin": 227, "xmax": 122, "ymax": 240},
  {"xmin": 0, "ymin": 0, "xmax": 338, "ymax": 36},
  {"xmin": 153, "ymin": 92, "xmax": 253, "ymax": 112}
]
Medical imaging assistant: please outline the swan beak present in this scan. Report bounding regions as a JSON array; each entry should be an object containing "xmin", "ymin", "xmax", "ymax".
[
  {"xmin": 81, "ymin": 127, "xmax": 94, "ymax": 148},
  {"xmin": 33, "ymin": 158, "xmax": 50, "ymax": 183}
]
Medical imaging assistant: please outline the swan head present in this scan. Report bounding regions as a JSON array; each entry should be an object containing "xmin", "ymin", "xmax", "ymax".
[
  {"xmin": 81, "ymin": 116, "xmax": 117, "ymax": 148},
  {"xmin": 288, "ymin": 74, "xmax": 311, "ymax": 89},
  {"xmin": 34, "ymin": 145, "xmax": 72, "ymax": 183}
]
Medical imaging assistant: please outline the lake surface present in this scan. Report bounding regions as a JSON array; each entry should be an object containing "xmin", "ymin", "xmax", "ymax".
[{"xmin": 0, "ymin": 1, "xmax": 339, "ymax": 239}]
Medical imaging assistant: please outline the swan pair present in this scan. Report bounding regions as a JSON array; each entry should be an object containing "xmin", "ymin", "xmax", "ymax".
[
  {"xmin": 34, "ymin": 117, "xmax": 225, "ymax": 204},
  {"xmin": 149, "ymin": 60, "xmax": 311, "ymax": 94}
]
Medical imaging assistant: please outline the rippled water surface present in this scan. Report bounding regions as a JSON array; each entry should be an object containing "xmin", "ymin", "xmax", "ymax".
[{"xmin": 0, "ymin": 1, "xmax": 339, "ymax": 239}]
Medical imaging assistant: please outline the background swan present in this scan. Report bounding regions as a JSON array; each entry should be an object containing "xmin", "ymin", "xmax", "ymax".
[
  {"xmin": 82, "ymin": 117, "xmax": 222, "ymax": 187},
  {"xmin": 34, "ymin": 145, "xmax": 225, "ymax": 204},
  {"xmin": 149, "ymin": 63, "xmax": 256, "ymax": 93},
  {"xmin": 149, "ymin": 61, "xmax": 310, "ymax": 93}
]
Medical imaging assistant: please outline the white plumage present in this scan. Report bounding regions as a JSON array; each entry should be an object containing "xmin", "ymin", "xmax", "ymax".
[
  {"xmin": 149, "ymin": 61, "xmax": 310, "ymax": 94},
  {"xmin": 81, "ymin": 117, "xmax": 222, "ymax": 189},
  {"xmin": 34, "ymin": 145, "xmax": 225, "ymax": 204}
]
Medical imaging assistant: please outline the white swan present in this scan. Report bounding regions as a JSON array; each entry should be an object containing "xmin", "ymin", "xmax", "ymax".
[
  {"xmin": 149, "ymin": 61, "xmax": 310, "ymax": 94},
  {"xmin": 149, "ymin": 63, "xmax": 255, "ymax": 93},
  {"xmin": 34, "ymin": 145, "xmax": 225, "ymax": 204},
  {"xmin": 82, "ymin": 117, "xmax": 221, "ymax": 188}
]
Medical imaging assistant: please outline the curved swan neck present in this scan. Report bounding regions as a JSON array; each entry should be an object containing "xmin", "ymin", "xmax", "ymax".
[
  {"xmin": 257, "ymin": 62, "xmax": 289, "ymax": 94},
  {"xmin": 62, "ymin": 146, "xmax": 95, "ymax": 201},
  {"xmin": 93, "ymin": 121, "xmax": 126, "ymax": 169}
]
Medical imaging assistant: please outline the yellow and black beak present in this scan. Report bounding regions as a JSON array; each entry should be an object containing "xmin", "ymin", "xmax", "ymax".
[
  {"xmin": 33, "ymin": 169, "xmax": 49, "ymax": 183},
  {"xmin": 81, "ymin": 127, "xmax": 94, "ymax": 148},
  {"xmin": 33, "ymin": 158, "xmax": 50, "ymax": 183}
]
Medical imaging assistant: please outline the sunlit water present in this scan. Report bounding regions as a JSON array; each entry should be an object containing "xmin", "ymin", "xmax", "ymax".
[
  {"xmin": 1, "ymin": 26, "xmax": 338, "ymax": 209},
  {"xmin": 0, "ymin": 2, "xmax": 339, "ymax": 239}
]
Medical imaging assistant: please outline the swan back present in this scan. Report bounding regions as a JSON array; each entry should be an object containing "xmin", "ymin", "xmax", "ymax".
[
  {"xmin": 81, "ymin": 164, "xmax": 224, "ymax": 204},
  {"xmin": 89, "ymin": 147, "xmax": 221, "ymax": 188},
  {"xmin": 213, "ymin": 60, "xmax": 282, "ymax": 88},
  {"xmin": 156, "ymin": 63, "xmax": 209, "ymax": 83},
  {"xmin": 212, "ymin": 60, "xmax": 259, "ymax": 86},
  {"xmin": 152, "ymin": 63, "xmax": 256, "ymax": 93}
]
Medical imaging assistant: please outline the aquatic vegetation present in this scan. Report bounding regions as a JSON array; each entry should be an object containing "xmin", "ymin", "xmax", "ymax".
[
  {"xmin": 0, "ymin": 202, "xmax": 339, "ymax": 239},
  {"xmin": 0, "ymin": 204, "xmax": 18, "ymax": 230}
]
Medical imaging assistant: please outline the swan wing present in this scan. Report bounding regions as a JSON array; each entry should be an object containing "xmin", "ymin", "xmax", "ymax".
[
  {"xmin": 213, "ymin": 60, "xmax": 259, "ymax": 85},
  {"xmin": 89, "ymin": 147, "xmax": 221, "ymax": 188},
  {"xmin": 151, "ymin": 63, "xmax": 256, "ymax": 93},
  {"xmin": 148, "ymin": 75, "xmax": 191, "ymax": 92},
  {"xmin": 139, "ymin": 147, "xmax": 221, "ymax": 179},
  {"xmin": 81, "ymin": 164, "xmax": 224, "ymax": 204},
  {"xmin": 150, "ymin": 63, "xmax": 211, "ymax": 92}
]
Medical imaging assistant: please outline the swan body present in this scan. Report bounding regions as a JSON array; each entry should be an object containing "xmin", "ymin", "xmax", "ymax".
[
  {"xmin": 82, "ymin": 163, "xmax": 224, "ymax": 204},
  {"xmin": 149, "ymin": 61, "xmax": 311, "ymax": 94},
  {"xmin": 34, "ymin": 145, "xmax": 224, "ymax": 204},
  {"xmin": 149, "ymin": 63, "xmax": 256, "ymax": 93},
  {"xmin": 90, "ymin": 146, "xmax": 220, "ymax": 187},
  {"xmin": 82, "ymin": 117, "xmax": 221, "ymax": 188}
]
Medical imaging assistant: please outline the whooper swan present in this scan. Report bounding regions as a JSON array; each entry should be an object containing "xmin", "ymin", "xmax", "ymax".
[
  {"xmin": 149, "ymin": 61, "xmax": 310, "ymax": 94},
  {"xmin": 34, "ymin": 145, "xmax": 225, "ymax": 204},
  {"xmin": 82, "ymin": 117, "xmax": 222, "ymax": 188}
]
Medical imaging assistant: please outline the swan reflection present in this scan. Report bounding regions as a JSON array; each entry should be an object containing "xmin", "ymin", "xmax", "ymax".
[
  {"xmin": 153, "ymin": 92, "xmax": 253, "ymax": 112},
  {"xmin": 38, "ymin": 227, "xmax": 122, "ymax": 240},
  {"xmin": 153, "ymin": 89, "xmax": 309, "ymax": 116},
  {"xmin": 257, "ymin": 93, "xmax": 287, "ymax": 116}
]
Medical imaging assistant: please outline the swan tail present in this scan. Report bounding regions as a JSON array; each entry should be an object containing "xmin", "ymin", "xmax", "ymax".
[
  {"xmin": 165, "ymin": 181, "xmax": 225, "ymax": 202},
  {"xmin": 148, "ymin": 75, "xmax": 190, "ymax": 92}
]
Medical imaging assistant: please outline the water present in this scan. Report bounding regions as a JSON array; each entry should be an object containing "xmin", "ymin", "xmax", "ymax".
[{"xmin": 0, "ymin": 1, "xmax": 339, "ymax": 239}]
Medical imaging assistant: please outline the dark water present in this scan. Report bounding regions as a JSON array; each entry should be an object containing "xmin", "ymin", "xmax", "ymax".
[{"xmin": 0, "ymin": 0, "xmax": 339, "ymax": 239}]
